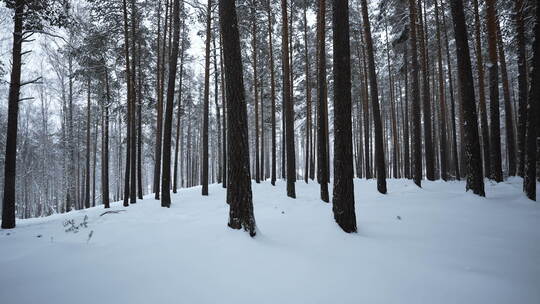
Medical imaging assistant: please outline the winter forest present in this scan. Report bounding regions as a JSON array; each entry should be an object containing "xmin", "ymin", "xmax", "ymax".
[{"xmin": 0, "ymin": 0, "xmax": 539, "ymax": 303}]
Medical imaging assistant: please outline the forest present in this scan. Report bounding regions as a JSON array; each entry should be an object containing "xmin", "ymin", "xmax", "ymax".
[{"xmin": 0, "ymin": 0, "xmax": 539, "ymax": 302}]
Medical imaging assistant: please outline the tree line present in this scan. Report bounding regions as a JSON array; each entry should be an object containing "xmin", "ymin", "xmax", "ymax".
[{"xmin": 0, "ymin": 0, "xmax": 538, "ymax": 234}]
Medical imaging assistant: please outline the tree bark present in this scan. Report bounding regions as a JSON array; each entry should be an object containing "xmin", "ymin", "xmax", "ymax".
[
  {"xmin": 316, "ymin": 0, "xmax": 329, "ymax": 202},
  {"xmin": 485, "ymin": 0, "xmax": 503, "ymax": 182},
  {"xmin": 332, "ymin": 0, "xmax": 357, "ymax": 233},
  {"xmin": 449, "ymin": 0, "xmax": 485, "ymax": 196},
  {"xmin": 219, "ymin": 0, "xmax": 257, "ymax": 236},
  {"xmin": 282, "ymin": 0, "xmax": 296, "ymax": 198},
  {"xmin": 523, "ymin": 0, "xmax": 539, "ymax": 201},
  {"xmin": 1, "ymin": 0, "xmax": 23, "ymax": 228},
  {"xmin": 161, "ymin": 0, "xmax": 182, "ymax": 207},
  {"xmin": 202, "ymin": 0, "xmax": 211, "ymax": 195},
  {"xmin": 361, "ymin": 0, "xmax": 386, "ymax": 193}
]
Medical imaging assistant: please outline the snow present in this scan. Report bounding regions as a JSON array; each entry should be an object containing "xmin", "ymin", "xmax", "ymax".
[{"xmin": 1, "ymin": 178, "xmax": 539, "ymax": 304}]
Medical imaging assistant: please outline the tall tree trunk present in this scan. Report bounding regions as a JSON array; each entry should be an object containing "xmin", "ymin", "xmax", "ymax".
[
  {"xmin": 122, "ymin": 0, "xmax": 132, "ymax": 207},
  {"xmin": 213, "ymin": 27, "xmax": 222, "ymax": 185},
  {"xmin": 361, "ymin": 0, "xmax": 386, "ymax": 193},
  {"xmin": 282, "ymin": 0, "xmax": 296, "ymax": 198},
  {"xmin": 1, "ymin": 0, "xmax": 23, "ymax": 228},
  {"xmin": 434, "ymin": 0, "xmax": 448, "ymax": 181},
  {"xmin": 267, "ymin": 2, "xmax": 277, "ymax": 186},
  {"xmin": 403, "ymin": 47, "xmax": 410, "ymax": 179},
  {"xmin": 316, "ymin": 0, "xmax": 329, "ymax": 202},
  {"xmin": 173, "ymin": 22, "xmax": 186, "ymax": 193},
  {"xmin": 220, "ymin": 34, "xmax": 227, "ymax": 188},
  {"xmin": 102, "ymin": 67, "xmax": 111, "ymax": 208},
  {"xmin": 523, "ymin": 0, "xmax": 539, "ymax": 201},
  {"xmin": 449, "ymin": 0, "xmax": 485, "ymax": 196},
  {"xmin": 85, "ymin": 79, "xmax": 91, "ymax": 209},
  {"xmin": 153, "ymin": 0, "xmax": 169, "ymax": 199},
  {"xmin": 219, "ymin": 0, "xmax": 257, "ymax": 236},
  {"xmin": 496, "ymin": 22, "xmax": 516, "ymax": 176},
  {"xmin": 129, "ymin": 0, "xmax": 138, "ymax": 204},
  {"xmin": 408, "ymin": 0, "xmax": 422, "ymax": 187},
  {"xmin": 202, "ymin": 0, "xmax": 211, "ymax": 195},
  {"xmin": 515, "ymin": 0, "xmax": 528, "ymax": 177},
  {"xmin": 417, "ymin": 0, "xmax": 434, "ymax": 181},
  {"xmin": 303, "ymin": 1, "xmax": 311, "ymax": 184},
  {"xmin": 332, "ymin": 0, "xmax": 357, "ymax": 233},
  {"xmin": 485, "ymin": 0, "xmax": 503, "ymax": 182},
  {"xmin": 161, "ymin": 0, "xmax": 182, "ymax": 207},
  {"xmin": 252, "ymin": 1, "xmax": 260, "ymax": 184},
  {"xmin": 441, "ymin": 0, "xmax": 460, "ymax": 180}
]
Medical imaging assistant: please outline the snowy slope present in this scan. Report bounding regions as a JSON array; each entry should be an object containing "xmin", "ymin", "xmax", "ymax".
[{"xmin": 1, "ymin": 178, "xmax": 539, "ymax": 304}]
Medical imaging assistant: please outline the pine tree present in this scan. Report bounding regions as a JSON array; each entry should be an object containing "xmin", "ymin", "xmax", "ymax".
[
  {"xmin": 219, "ymin": 0, "xmax": 257, "ymax": 236},
  {"xmin": 161, "ymin": 0, "xmax": 182, "ymax": 207},
  {"xmin": 332, "ymin": 0, "xmax": 357, "ymax": 233},
  {"xmin": 449, "ymin": 0, "xmax": 485, "ymax": 196}
]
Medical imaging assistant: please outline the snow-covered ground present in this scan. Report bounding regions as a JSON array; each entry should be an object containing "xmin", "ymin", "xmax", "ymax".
[{"xmin": 1, "ymin": 178, "xmax": 539, "ymax": 304}]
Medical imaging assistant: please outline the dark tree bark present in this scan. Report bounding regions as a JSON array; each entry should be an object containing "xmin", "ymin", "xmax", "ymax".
[
  {"xmin": 303, "ymin": 1, "xmax": 311, "ymax": 184},
  {"xmin": 515, "ymin": 0, "xmax": 528, "ymax": 177},
  {"xmin": 129, "ymin": 0, "xmax": 138, "ymax": 204},
  {"xmin": 485, "ymin": 0, "xmax": 503, "ymax": 182},
  {"xmin": 161, "ymin": 0, "xmax": 182, "ymax": 207},
  {"xmin": 252, "ymin": 1, "xmax": 260, "ymax": 184},
  {"xmin": 408, "ymin": 0, "xmax": 422, "ymax": 187},
  {"xmin": 523, "ymin": 0, "xmax": 539, "ymax": 201},
  {"xmin": 220, "ymin": 34, "xmax": 227, "ymax": 188},
  {"xmin": 85, "ymin": 79, "xmax": 91, "ymax": 209},
  {"xmin": 153, "ymin": 0, "xmax": 169, "ymax": 199},
  {"xmin": 416, "ymin": 0, "xmax": 434, "ymax": 181},
  {"xmin": 202, "ymin": 0, "xmax": 211, "ymax": 195},
  {"xmin": 219, "ymin": 0, "xmax": 257, "ymax": 236},
  {"xmin": 102, "ymin": 67, "xmax": 111, "ymax": 208},
  {"xmin": 282, "ymin": 0, "xmax": 296, "ymax": 198},
  {"xmin": 332, "ymin": 0, "xmax": 357, "ymax": 233},
  {"xmin": 402, "ymin": 48, "xmax": 411, "ymax": 179},
  {"xmin": 496, "ymin": 22, "xmax": 516, "ymax": 177},
  {"xmin": 122, "ymin": 0, "xmax": 132, "ymax": 207},
  {"xmin": 1, "ymin": 0, "xmax": 23, "ymax": 229},
  {"xmin": 472, "ymin": 0, "xmax": 490, "ymax": 179},
  {"xmin": 441, "ymin": 0, "xmax": 460, "ymax": 180},
  {"xmin": 267, "ymin": 1, "xmax": 277, "ymax": 186},
  {"xmin": 449, "ymin": 0, "xmax": 485, "ymax": 196},
  {"xmin": 434, "ymin": 0, "xmax": 448, "ymax": 181},
  {"xmin": 316, "ymin": 0, "xmax": 329, "ymax": 202},
  {"xmin": 361, "ymin": 0, "xmax": 386, "ymax": 194}
]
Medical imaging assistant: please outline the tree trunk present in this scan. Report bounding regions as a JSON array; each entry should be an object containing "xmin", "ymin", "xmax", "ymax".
[
  {"xmin": 449, "ymin": 0, "xmax": 485, "ymax": 196},
  {"xmin": 332, "ymin": 0, "xmax": 357, "ymax": 233},
  {"xmin": 1, "ymin": 0, "xmax": 23, "ymax": 229},
  {"xmin": 523, "ymin": 0, "xmax": 539, "ymax": 201},
  {"xmin": 282, "ymin": 0, "xmax": 296, "ymax": 198},
  {"xmin": 361, "ymin": 0, "xmax": 386, "ymax": 193},
  {"xmin": 202, "ymin": 0, "xmax": 211, "ymax": 195},
  {"xmin": 316, "ymin": 0, "xmax": 329, "ymax": 202},
  {"xmin": 407, "ymin": 0, "xmax": 422, "ymax": 187},
  {"xmin": 252, "ymin": 1, "xmax": 260, "ymax": 184},
  {"xmin": 496, "ymin": 21, "xmax": 516, "ymax": 176},
  {"xmin": 434, "ymin": 0, "xmax": 448, "ymax": 181},
  {"xmin": 173, "ymin": 22, "xmax": 186, "ymax": 193},
  {"xmin": 161, "ymin": 0, "xmax": 182, "ymax": 207},
  {"xmin": 485, "ymin": 0, "xmax": 503, "ymax": 182},
  {"xmin": 122, "ymin": 0, "xmax": 132, "ymax": 207},
  {"xmin": 515, "ymin": 0, "xmax": 528, "ymax": 177},
  {"xmin": 416, "ymin": 0, "xmax": 434, "ymax": 181},
  {"xmin": 85, "ymin": 79, "xmax": 91, "ymax": 209},
  {"xmin": 219, "ymin": 0, "xmax": 257, "ymax": 236},
  {"xmin": 102, "ymin": 67, "xmax": 111, "ymax": 208}
]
